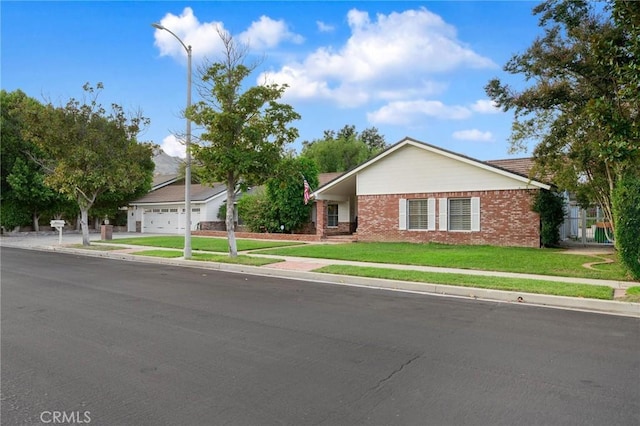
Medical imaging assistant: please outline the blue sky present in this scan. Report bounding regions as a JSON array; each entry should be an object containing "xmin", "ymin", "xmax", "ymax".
[{"xmin": 2, "ymin": 1, "xmax": 543, "ymax": 161}]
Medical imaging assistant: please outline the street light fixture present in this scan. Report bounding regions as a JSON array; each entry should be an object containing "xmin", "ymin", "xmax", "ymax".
[{"xmin": 151, "ymin": 22, "xmax": 192, "ymax": 259}]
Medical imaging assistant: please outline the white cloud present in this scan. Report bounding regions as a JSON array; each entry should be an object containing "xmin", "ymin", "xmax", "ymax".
[
  {"xmin": 368, "ymin": 100, "xmax": 472, "ymax": 125},
  {"xmin": 153, "ymin": 8, "xmax": 302, "ymax": 63},
  {"xmin": 160, "ymin": 134, "xmax": 185, "ymax": 158},
  {"xmin": 153, "ymin": 7, "xmax": 225, "ymax": 61},
  {"xmin": 471, "ymin": 99, "xmax": 501, "ymax": 114},
  {"xmin": 452, "ymin": 129, "xmax": 494, "ymax": 142},
  {"xmin": 260, "ymin": 7, "xmax": 495, "ymax": 107},
  {"xmin": 239, "ymin": 15, "xmax": 304, "ymax": 49},
  {"xmin": 316, "ymin": 21, "xmax": 335, "ymax": 33}
]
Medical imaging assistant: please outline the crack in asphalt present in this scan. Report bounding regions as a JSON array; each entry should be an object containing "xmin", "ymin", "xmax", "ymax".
[{"xmin": 372, "ymin": 354, "xmax": 421, "ymax": 392}]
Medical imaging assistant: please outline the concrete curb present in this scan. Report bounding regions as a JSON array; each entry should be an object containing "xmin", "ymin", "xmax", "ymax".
[{"xmin": 6, "ymin": 243, "xmax": 639, "ymax": 319}]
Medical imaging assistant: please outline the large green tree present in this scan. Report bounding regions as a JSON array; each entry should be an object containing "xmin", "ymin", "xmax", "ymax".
[
  {"xmin": 188, "ymin": 31, "xmax": 300, "ymax": 257},
  {"xmin": 301, "ymin": 125, "xmax": 387, "ymax": 173},
  {"xmin": 20, "ymin": 83, "xmax": 154, "ymax": 245},
  {"xmin": 0, "ymin": 89, "xmax": 73, "ymax": 231},
  {"xmin": 485, "ymin": 0, "xmax": 640, "ymax": 235}
]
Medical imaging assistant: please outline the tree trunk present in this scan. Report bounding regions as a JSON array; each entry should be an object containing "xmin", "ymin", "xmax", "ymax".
[
  {"xmin": 80, "ymin": 207, "xmax": 90, "ymax": 246},
  {"xmin": 225, "ymin": 180, "xmax": 237, "ymax": 257},
  {"xmin": 33, "ymin": 212, "xmax": 40, "ymax": 232}
]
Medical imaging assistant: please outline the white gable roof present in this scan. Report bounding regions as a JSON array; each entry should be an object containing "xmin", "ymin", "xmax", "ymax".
[{"xmin": 312, "ymin": 137, "xmax": 550, "ymax": 199}]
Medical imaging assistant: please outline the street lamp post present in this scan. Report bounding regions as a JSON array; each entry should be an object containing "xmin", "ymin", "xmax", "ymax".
[{"xmin": 152, "ymin": 23, "xmax": 192, "ymax": 259}]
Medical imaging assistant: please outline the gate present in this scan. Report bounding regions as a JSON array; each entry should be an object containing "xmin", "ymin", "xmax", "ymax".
[{"xmin": 560, "ymin": 203, "xmax": 613, "ymax": 244}]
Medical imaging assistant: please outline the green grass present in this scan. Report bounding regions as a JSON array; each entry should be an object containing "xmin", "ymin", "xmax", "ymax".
[
  {"xmin": 71, "ymin": 244, "xmax": 127, "ymax": 251},
  {"xmin": 108, "ymin": 236, "xmax": 304, "ymax": 252},
  {"xmin": 315, "ymin": 265, "xmax": 614, "ymax": 300},
  {"xmin": 621, "ymin": 286, "xmax": 640, "ymax": 303},
  {"xmin": 191, "ymin": 253, "xmax": 282, "ymax": 266},
  {"xmin": 132, "ymin": 249, "xmax": 282, "ymax": 266},
  {"xmin": 132, "ymin": 250, "xmax": 183, "ymax": 258},
  {"xmin": 260, "ymin": 242, "xmax": 633, "ymax": 281}
]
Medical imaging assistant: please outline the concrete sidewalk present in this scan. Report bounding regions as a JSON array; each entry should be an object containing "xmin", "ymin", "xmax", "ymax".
[{"xmin": 2, "ymin": 232, "xmax": 639, "ymax": 318}]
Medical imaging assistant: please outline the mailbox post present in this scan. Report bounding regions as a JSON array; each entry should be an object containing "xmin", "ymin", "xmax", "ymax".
[{"xmin": 50, "ymin": 220, "xmax": 65, "ymax": 244}]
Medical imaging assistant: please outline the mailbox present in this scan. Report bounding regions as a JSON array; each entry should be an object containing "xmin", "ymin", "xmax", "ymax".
[
  {"xmin": 50, "ymin": 220, "xmax": 65, "ymax": 229},
  {"xmin": 50, "ymin": 220, "xmax": 65, "ymax": 244}
]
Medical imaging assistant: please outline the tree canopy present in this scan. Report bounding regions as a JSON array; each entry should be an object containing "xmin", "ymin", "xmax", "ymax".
[
  {"xmin": 301, "ymin": 125, "xmax": 387, "ymax": 173},
  {"xmin": 20, "ymin": 83, "xmax": 154, "ymax": 245},
  {"xmin": 485, "ymin": 0, "xmax": 640, "ymax": 236},
  {"xmin": 188, "ymin": 30, "xmax": 300, "ymax": 256},
  {"xmin": 1, "ymin": 89, "xmax": 75, "ymax": 231}
]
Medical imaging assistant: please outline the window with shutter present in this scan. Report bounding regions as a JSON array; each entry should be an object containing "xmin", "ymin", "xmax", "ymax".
[
  {"xmin": 408, "ymin": 200, "xmax": 429, "ymax": 229},
  {"xmin": 449, "ymin": 198, "xmax": 471, "ymax": 231}
]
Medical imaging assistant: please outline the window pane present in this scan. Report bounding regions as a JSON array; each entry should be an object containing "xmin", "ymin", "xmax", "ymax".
[
  {"xmin": 328, "ymin": 204, "xmax": 338, "ymax": 227},
  {"xmin": 449, "ymin": 199, "xmax": 471, "ymax": 231},
  {"xmin": 408, "ymin": 200, "xmax": 428, "ymax": 229}
]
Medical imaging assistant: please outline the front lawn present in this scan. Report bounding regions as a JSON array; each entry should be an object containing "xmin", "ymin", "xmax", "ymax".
[
  {"xmin": 259, "ymin": 242, "xmax": 632, "ymax": 281},
  {"xmin": 132, "ymin": 249, "xmax": 282, "ymax": 266},
  {"xmin": 315, "ymin": 265, "xmax": 614, "ymax": 300},
  {"xmin": 109, "ymin": 236, "xmax": 304, "ymax": 252}
]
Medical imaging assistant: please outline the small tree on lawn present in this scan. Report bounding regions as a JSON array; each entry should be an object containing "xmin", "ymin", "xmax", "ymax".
[
  {"xmin": 20, "ymin": 83, "xmax": 154, "ymax": 246},
  {"xmin": 188, "ymin": 30, "xmax": 300, "ymax": 257}
]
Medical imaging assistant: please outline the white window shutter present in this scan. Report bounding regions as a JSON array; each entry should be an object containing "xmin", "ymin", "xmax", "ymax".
[
  {"xmin": 427, "ymin": 198, "xmax": 436, "ymax": 230},
  {"xmin": 471, "ymin": 197, "xmax": 480, "ymax": 231},
  {"xmin": 438, "ymin": 198, "xmax": 448, "ymax": 231},
  {"xmin": 399, "ymin": 198, "xmax": 407, "ymax": 230}
]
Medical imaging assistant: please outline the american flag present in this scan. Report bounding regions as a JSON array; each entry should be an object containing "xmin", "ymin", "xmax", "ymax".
[{"xmin": 303, "ymin": 179, "xmax": 311, "ymax": 205}]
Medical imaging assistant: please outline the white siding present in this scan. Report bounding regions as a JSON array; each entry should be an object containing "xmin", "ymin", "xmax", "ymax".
[{"xmin": 358, "ymin": 145, "xmax": 535, "ymax": 195}]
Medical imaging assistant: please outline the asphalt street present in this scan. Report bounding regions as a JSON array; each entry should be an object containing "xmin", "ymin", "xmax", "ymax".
[{"xmin": 2, "ymin": 247, "xmax": 639, "ymax": 425}]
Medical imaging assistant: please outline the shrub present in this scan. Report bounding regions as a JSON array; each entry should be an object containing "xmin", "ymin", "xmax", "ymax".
[
  {"xmin": 532, "ymin": 189, "xmax": 565, "ymax": 247},
  {"xmin": 612, "ymin": 175, "xmax": 640, "ymax": 280}
]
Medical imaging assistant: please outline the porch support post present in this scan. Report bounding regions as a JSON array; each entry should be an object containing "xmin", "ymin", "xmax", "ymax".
[{"xmin": 316, "ymin": 200, "xmax": 327, "ymax": 239}]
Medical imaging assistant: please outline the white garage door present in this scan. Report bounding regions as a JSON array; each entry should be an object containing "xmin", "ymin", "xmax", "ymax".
[{"xmin": 143, "ymin": 207, "xmax": 201, "ymax": 234}]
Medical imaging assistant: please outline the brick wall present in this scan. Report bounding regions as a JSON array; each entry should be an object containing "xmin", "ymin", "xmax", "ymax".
[
  {"xmin": 193, "ymin": 230, "xmax": 322, "ymax": 242},
  {"xmin": 357, "ymin": 189, "xmax": 541, "ymax": 247}
]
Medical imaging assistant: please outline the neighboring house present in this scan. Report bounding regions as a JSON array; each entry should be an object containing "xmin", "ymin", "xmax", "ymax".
[
  {"xmin": 127, "ymin": 179, "xmax": 227, "ymax": 234},
  {"xmin": 311, "ymin": 137, "xmax": 551, "ymax": 248}
]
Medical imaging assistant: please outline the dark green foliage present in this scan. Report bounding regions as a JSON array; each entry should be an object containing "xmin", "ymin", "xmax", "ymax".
[
  {"xmin": 1, "ymin": 89, "xmax": 76, "ymax": 230},
  {"xmin": 0, "ymin": 199, "xmax": 31, "ymax": 231},
  {"xmin": 265, "ymin": 157, "xmax": 319, "ymax": 233},
  {"xmin": 237, "ymin": 158, "xmax": 319, "ymax": 233},
  {"xmin": 612, "ymin": 175, "xmax": 640, "ymax": 279},
  {"xmin": 532, "ymin": 190, "xmax": 566, "ymax": 247},
  {"xmin": 301, "ymin": 125, "xmax": 387, "ymax": 173}
]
